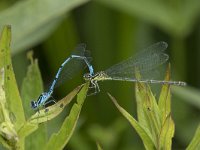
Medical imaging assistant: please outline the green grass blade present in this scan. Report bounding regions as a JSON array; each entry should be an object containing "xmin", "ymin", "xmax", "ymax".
[
  {"xmin": 186, "ymin": 124, "xmax": 200, "ymax": 150},
  {"xmin": 44, "ymin": 83, "xmax": 89, "ymax": 150},
  {"xmin": 108, "ymin": 93, "xmax": 155, "ymax": 150},
  {"xmin": 0, "ymin": 0, "xmax": 89, "ymax": 54}
]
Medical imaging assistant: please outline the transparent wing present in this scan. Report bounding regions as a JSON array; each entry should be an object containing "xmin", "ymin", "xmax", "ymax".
[
  {"xmin": 104, "ymin": 41, "xmax": 169, "ymax": 79},
  {"xmin": 54, "ymin": 43, "xmax": 92, "ymax": 88}
]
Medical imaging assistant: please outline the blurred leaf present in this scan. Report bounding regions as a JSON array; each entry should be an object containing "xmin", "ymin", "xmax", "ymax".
[
  {"xmin": 44, "ymin": 83, "xmax": 89, "ymax": 150},
  {"xmin": 108, "ymin": 93, "xmax": 155, "ymax": 150},
  {"xmin": 0, "ymin": 0, "xmax": 89, "ymax": 54},
  {"xmin": 68, "ymin": 131, "xmax": 92, "ymax": 150},
  {"xmin": 96, "ymin": 142, "xmax": 103, "ymax": 150},
  {"xmin": 171, "ymin": 86, "xmax": 200, "ymax": 109},
  {"xmin": 96, "ymin": 0, "xmax": 200, "ymax": 37},
  {"xmin": 186, "ymin": 124, "xmax": 200, "ymax": 150},
  {"xmin": 87, "ymin": 118, "xmax": 128, "ymax": 149}
]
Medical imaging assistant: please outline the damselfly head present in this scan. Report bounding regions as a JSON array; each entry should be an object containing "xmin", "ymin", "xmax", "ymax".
[
  {"xmin": 83, "ymin": 73, "xmax": 92, "ymax": 81},
  {"xmin": 31, "ymin": 101, "xmax": 37, "ymax": 109}
]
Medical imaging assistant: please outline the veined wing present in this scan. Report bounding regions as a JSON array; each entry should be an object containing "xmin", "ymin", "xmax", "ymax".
[{"xmin": 104, "ymin": 41, "xmax": 169, "ymax": 79}]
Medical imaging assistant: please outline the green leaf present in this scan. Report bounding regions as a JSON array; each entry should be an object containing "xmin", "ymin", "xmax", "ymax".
[
  {"xmin": 134, "ymin": 69, "xmax": 162, "ymax": 147},
  {"xmin": 21, "ymin": 51, "xmax": 44, "ymax": 119},
  {"xmin": 20, "ymin": 51, "xmax": 47, "ymax": 150},
  {"xmin": 19, "ymin": 84, "xmax": 82, "ymax": 150},
  {"xmin": 0, "ymin": 26, "xmax": 24, "ymax": 150},
  {"xmin": 108, "ymin": 93, "xmax": 155, "ymax": 150},
  {"xmin": 44, "ymin": 82, "xmax": 89, "ymax": 150},
  {"xmin": 158, "ymin": 114, "xmax": 174, "ymax": 150},
  {"xmin": 28, "ymin": 84, "xmax": 83, "ymax": 124},
  {"xmin": 158, "ymin": 64, "xmax": 171, "ymax": 124},
  {"xmin": 96, "ymin": 142, "xmax": 103, "ymax": 150},
  {"xmin": 0, "ymin": 25, "xmax": 25, "ymax": 131},
  {"xmin": 0, "ymin": 0, "xmax": 89, "ymax": 54},
  {"xmin": 18, "ymin": 122, "xmax": 38, "ymax": 140},
  {"xmin": 186, "ymin": 124, "xmax": 200, "ymax": 150}
]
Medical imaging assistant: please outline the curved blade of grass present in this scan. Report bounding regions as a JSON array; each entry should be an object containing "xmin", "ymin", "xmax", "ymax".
[
  {"xmin": 28, "ymin": 84, "xmax": 83, "ymax": 124},
  {"xmin": 0, "ymin": 25, "xmax": 25, "ymax": 130},
  {"xmin": 108, "ymin": 93, "xmax": 155, "ymax": 150},
  {"xmin": 44, "ymin": 82, "xmax": 89, "ymax": 150},
  {"xmin": 0, "ymin": 0, "xmax": 89, "ymax": 54},
  {"xmin": 18, "ymin": 83, "xmax": 83, "ymax": 149}
]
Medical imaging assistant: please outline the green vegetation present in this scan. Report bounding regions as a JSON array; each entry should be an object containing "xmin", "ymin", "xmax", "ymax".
[{"xmin": 0, "ymin": 0, "xmax": 200, "ymax": 149}]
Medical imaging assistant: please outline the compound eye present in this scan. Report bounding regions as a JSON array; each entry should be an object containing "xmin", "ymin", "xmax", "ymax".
[{"xmin": 31, "ymin": 101, "xmax": 36, "ymax": 108}]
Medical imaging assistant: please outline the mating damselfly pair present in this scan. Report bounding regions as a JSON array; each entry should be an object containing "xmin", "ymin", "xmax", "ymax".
[{"xmin": 31, "ymin": 41, "xmax": 186, "ymax": 110}]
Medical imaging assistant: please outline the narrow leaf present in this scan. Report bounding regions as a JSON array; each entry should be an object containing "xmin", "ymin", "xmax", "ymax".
[
  {"xmin": 28, "ymin": 84, "xmax": 83, "ymax": 124},
  {"xmin": 44, "ymin": 82, "xmax": 89, "ymax": 150},
  {"xmin": 21, "ymin": 51, "xmax": 43, "ymax": 119},
  {"xmin": 158, "ymin": 114, "xmax": 174, "ymax": 150},
  {"xmin": 108, "ymin": 93, "xmax": 155, "ymax": 150},
  {"xmin": 186, "ymin": 124, "xmax": 200, "ymax": 150},
  {"xmin": 158, "ymin": 64, "xmax": 171, "ymax": 124}
]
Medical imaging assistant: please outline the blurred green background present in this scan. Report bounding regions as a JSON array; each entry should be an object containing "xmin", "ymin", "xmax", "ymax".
[{"xmin": 0, "ymin": 0, "xmax": 200, "ymax": 149}]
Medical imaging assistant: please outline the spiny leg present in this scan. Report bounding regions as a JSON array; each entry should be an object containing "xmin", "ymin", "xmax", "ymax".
[
  {"xmin": 87, "ymin": 80, "xmax": 97, "ymax": 96},
  {"xmin": 87, "ymin": 80, "xmax": 100, "ymax": 96}
]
